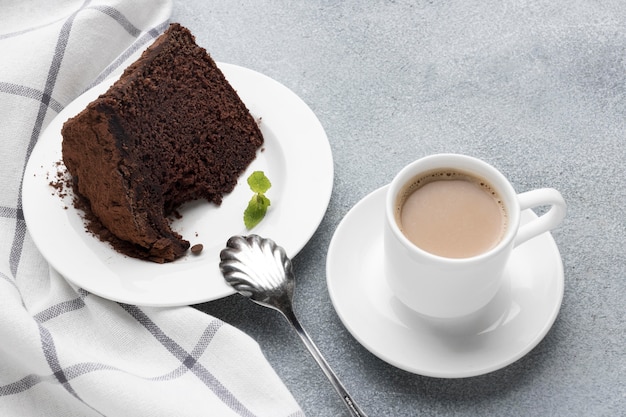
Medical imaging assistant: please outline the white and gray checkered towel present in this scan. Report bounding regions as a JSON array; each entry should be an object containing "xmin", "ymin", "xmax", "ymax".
[{"xmin": 0, "ymin": 1, "xmax": 304, "ymax": 416}]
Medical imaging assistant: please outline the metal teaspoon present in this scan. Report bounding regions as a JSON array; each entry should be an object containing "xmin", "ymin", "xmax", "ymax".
[{"xmin": 219, "ymin": 235, "xmax": 369, "ymax": 417}]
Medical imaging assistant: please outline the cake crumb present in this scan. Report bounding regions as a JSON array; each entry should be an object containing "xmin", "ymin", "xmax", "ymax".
[
  {"xmin": 48, "ymin": 160, "xmax": 72, "ymax": 199},
  {"xmin": 190, "ymin": 244, "xmax": 203, "ymax": 255}
]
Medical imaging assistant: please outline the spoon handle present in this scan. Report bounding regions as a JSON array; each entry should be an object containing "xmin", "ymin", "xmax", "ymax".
[{"xmin": 281, "ymin": 308, "xmax": 369, "ymax": 417}]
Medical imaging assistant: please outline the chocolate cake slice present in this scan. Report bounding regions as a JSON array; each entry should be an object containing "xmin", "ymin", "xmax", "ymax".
[{"xmin": 61, "ymin": 23, "xmax": 264, "ymax": 263}]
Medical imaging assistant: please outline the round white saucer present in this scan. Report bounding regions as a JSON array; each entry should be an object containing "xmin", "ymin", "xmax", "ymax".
[{"xmin": 326, "ymin": 186, "xmax": 564, "ymax": 378}]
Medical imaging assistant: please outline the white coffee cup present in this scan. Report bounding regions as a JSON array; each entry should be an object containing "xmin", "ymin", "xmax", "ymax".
[{"xmin": 384, "ymin": 154, "xmax": 566, "ymax": 319}]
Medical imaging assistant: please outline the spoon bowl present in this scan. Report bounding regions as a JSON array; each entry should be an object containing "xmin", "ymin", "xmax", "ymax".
[{"xmin": 219, "ymin": 234, "xmax": 294, "ymax": 311}]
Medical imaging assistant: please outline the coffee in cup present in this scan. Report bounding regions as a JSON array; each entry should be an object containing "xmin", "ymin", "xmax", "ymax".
[
  {"xmin": 384, "ymin": 154, "xmax": 566, "ymax": 318},
  {"xmin": 395, "ymin": 169, "xmax": 508, "ymax": 258}
]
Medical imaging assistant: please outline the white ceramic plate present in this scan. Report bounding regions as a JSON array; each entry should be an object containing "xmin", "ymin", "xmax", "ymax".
[
  {"xmin": 326, "ymin": 186, "xmax": 564, "ymax": 378},
  {"xmin": 23, "ymin": 63, "xmax": 333, "ymax": 307}
]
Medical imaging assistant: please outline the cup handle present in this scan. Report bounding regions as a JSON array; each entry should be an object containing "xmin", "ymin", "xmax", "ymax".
[{"xmin": 514, "ymin": 188, "xmax": 566, "ymax": 247}]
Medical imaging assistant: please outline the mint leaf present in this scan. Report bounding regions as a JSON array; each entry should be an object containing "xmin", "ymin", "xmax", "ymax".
[
  {"xmin": 247, "ymin": 171, "xmax": 271, "ymax": 194},
  {"xmin": 244, "ymin": 194, "xmax": 271, "ymax": 229},
  {"xmin": 243, "ymin": 171, "xmax": 272, "ymax": 229}
]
